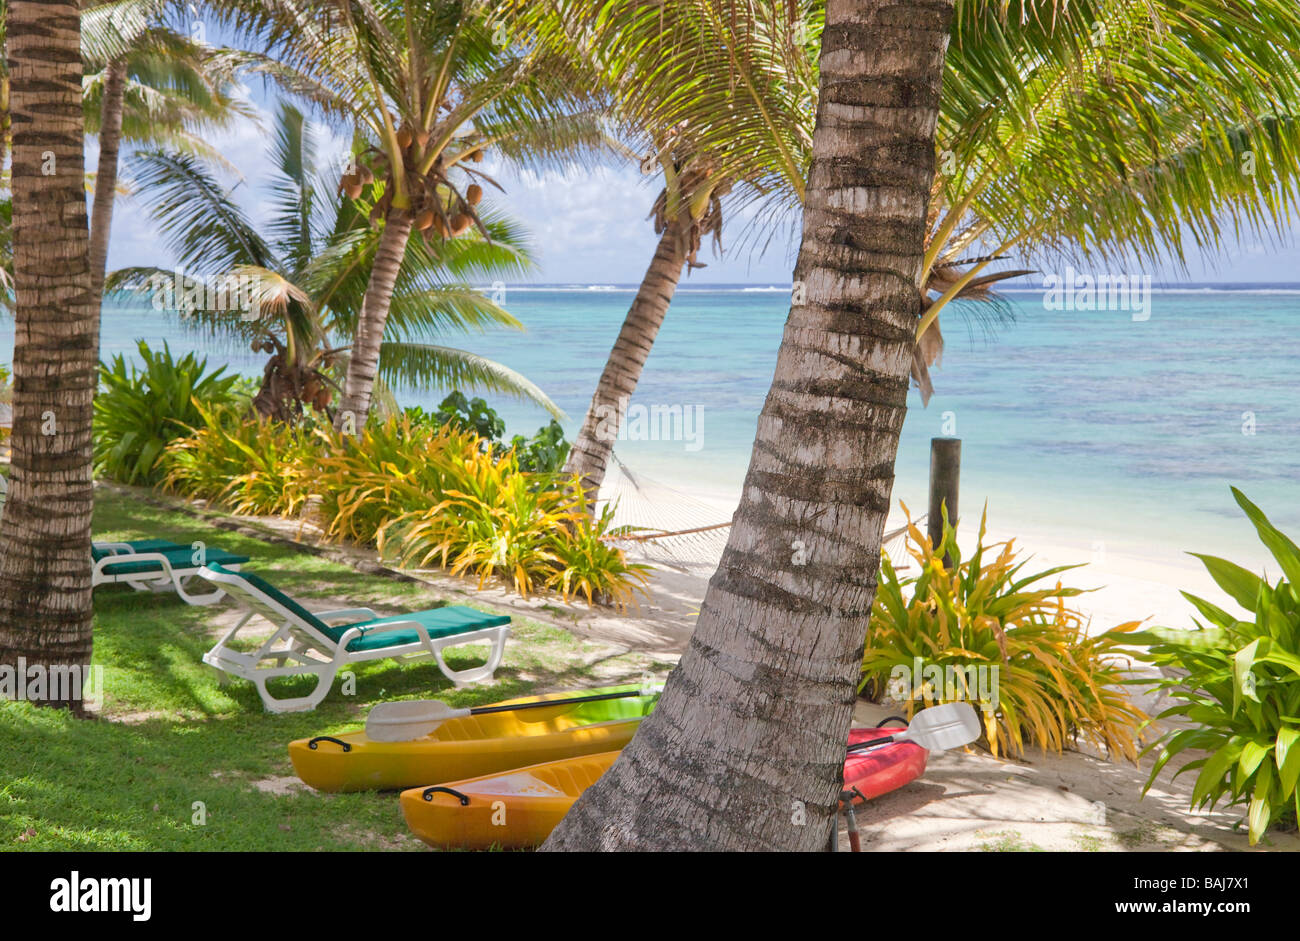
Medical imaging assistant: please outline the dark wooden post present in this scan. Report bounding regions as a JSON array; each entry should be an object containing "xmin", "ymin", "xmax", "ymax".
[{"xmin": 928, "ymin": 437, "xmax": 961, "ymax": 557}]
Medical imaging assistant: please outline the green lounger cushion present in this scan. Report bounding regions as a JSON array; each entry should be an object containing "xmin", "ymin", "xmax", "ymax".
[
  {"xmin": 335, "ymin": 607, "xmax": 512, "ymax": 652},
  {"xmin": 100, "ymin": 546, "xmax": 251, "ymax": 577},
  {"xmin": 92, "ymin": 539, "xmax": 182, "ymax": 562}
]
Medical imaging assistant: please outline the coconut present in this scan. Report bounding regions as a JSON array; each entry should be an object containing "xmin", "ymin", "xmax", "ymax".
[
  {"xmin": 450, "ymin": 213, "xmax": 473, "ymax": 236},
  {"xmin": 415, "ymin": 130, "xmax": 430, "ymax": 148},
  {"xmin": 432, "ymin": 214, "xmax": 449, "ymax": 238},
  {"xmin": 357, "ymin": 164, "xmax": 374, "ymax": 184},
  {"xmin": 314, "ymin": 389, "xmax": 331, "ymax": 409},
  {"xmin": 396, "ymin": 127, "xmax": 413, "ymax": 149},
  {"xmin": 343, "ymin": 177, "xmax": 363, "ymax": 200},
  {"xmin": 466, "ymin": 183, "xmax": 483, "ymax": 206},
  {"xmin": 415, "ymin": 209, "xmax": 435, "ymax": 231},
  {"xmin": 469, "ymin": 148, "xmax": 484, "ymax": 163},
  {"xmin": 250, "ymin": 339, "xmax": 262, "ymax": 352}
]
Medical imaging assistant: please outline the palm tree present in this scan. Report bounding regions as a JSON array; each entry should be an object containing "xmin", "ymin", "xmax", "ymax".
[
  {"xmin": 544, "ymin": 0, "xmax": 1300, "ymax": 850},
  {"xmin": 0, "ymin": 0, "xmax": 98, "ymax": 710},
  {"xmin": 108, "ymin": 102, "xmax": 560, "ymax": 422},
  {"xmin": 552, "ymin": 0, "xmax": 815, "ymax": 504},
  {"xmin": 0, "ymin": 1, "xmax": 251, "ymax": 306},
  {"xmin": 83, "ymin": 13, "xmax": 253, "ymax": 304},
  {"xmin": 216, "ymin": 0, "xmax": 602, "ymax": 431},
  {"xmin": 599, "ymin": 1, "xmax": 1300, "ymax": 405},
  {"xmin": 910, "ymin": 0, "xmax": 1300, "ymax": 399}
]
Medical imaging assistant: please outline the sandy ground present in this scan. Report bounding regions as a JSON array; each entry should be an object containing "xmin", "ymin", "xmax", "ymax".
[{"xmin": 104, "ymin": 480, "xmax": 1296, "ymax": 852}]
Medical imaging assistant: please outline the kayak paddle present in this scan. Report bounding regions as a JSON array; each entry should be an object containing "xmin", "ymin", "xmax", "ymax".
[
  {"xmin": 848, "ymin": 701, "xmax": 981, "ymax": 754},
  {"xmin": 366, "ymin": 688, "xmax": 651, "ymax": 742}
]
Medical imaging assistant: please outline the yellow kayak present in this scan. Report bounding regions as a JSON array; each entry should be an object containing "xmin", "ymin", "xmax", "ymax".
[
  {"xmin": 289, "ymin": 686, "xmax": 655, "ymax": 792},
  {"xmin": 400, "ymin": 750, "xmax": 619, "ymax": 849}
]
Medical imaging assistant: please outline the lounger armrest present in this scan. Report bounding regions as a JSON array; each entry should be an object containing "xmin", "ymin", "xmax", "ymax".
[
  {"xmin": 348, "ymin": 618, "xmax": 429, "ymax": 637},
  {"xmin": 334, "ymin": 618, "xmax": 435, "ymax": 652},
  {"xmin": 95, "ymin": 551, "xmax": 180, "ymax": 572},
  {"xmin": 93, "ymin": 542, "xmax": 136, "ymax": 556},
  {"xmin": 315, "ymin": 607, "xmax": 379, "ymax": 624}
]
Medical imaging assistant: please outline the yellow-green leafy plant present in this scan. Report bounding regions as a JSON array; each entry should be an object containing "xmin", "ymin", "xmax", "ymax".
[
  {"xmin": 546, "ymin": 503, "xmax": 652, "ymax": 609},
  {"xmin": 313, "ymin": 417, "xmax": 483, "ymax": 545},
  {"xmin": 861, "ymin": 505, "xmax": 1147, "ymax": 759},
  {"xmin": 161, "ymin": 404, "xmax": 317, "ymax": 516},
  {"xmin": 1136, "ymin": 488, "xmax": 1300, "ymax": 845},
  {"xmin": 160, "ymin": 409, "xmax": 654, "ymax": 607},
  {"xmin": 379, "ymin": 452, "xmax": 574, "ymax": 597}
]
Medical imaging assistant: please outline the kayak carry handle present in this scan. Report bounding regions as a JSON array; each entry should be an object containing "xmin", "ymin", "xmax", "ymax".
[
  {"xmin": 307, "ymin": 736, "xmax": 352, "ymax": 753},
  {"xmin": 877, "ymin": 715, "xmax": 910, "ymax": 728},
  {"xmin": 847, "ymin": 734, "xmax": 896, "ymax": 753},
  {"xmin": 423, "ymin": 785, "xmax": 471, "ymax": 805}
]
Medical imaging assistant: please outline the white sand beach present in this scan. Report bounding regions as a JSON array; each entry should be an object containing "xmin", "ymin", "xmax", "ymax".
[{"xmin": 598, "ymin": 464, "xmax": 1228, "ymax": 640}]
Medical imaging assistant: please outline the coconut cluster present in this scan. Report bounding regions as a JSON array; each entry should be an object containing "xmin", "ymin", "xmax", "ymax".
[
  {"xmin": 339, "ymin": 124, "xmax": 492, "ymax": 245},
  {"xmin": 249, "ymin": 336, "xmax": 337, "ymax": 413}
]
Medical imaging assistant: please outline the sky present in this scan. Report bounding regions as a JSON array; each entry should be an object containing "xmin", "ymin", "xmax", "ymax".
[{"xmin": 99, "ymin": 42, "xmax": 1300, "ymax": 288}]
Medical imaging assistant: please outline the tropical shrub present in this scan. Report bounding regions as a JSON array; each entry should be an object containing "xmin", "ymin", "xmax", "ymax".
[
  {"xmin": 1136, "ymin": 488, "xmax": 1300, "ymax": 845},
  {"xmin": 161, "ymin": 404, "xmax": 318, "ymax": 517},
  {"xmin": 375, "ymin": 444, "xmax": 649, "ymax": 609},
  {"xmin": 315, "ymin": 418, "xmax": 487, "ymax": 546},
  {"xmin": 429, "ymin": 391, "xmax": 506, "ymax": 441},
  {"xmin": 546, "ymin": 504, "xmax": 652, "ymax": 608},
  {"xmin": 382, "ymin": 462, "xmax": 572, "ymax": 596},
  {"xmin": 161, "ymin": 410, "xmax": 645, "ymax": 607},
  {"xmin": 93, "ymin": 341, "xmax": 242, "ymax": 484},
  {"xmin": 511, "ymin": 419, "xmax": 570, "ymax": 475},
  {"xmin": 860, "ymin": 506, "xmax": 1147, "ymax": 759}
]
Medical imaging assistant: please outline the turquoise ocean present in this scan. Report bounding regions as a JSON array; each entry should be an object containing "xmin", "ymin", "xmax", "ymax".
[{"xmin": 4, "ymin": 283, "xmax": 1297, "ymax": 563}]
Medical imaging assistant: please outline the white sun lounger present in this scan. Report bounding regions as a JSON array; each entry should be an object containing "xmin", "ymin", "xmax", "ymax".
[
  {"xmin": 198, "ymin": 562, "xmax": 511, "ymax": 713},
  {"xmin": 92, "ymin": 539, "xmax": 249, "ymax": 606}
]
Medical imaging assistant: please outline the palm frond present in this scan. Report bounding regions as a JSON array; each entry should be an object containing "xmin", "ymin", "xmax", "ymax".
[
  {"xmin": 123, "ymin": 149, "xmax": 276, "ymax": 274},
  {"xmin": 378, "ymin": 342, "xmax": 564, "ymax": 419}
]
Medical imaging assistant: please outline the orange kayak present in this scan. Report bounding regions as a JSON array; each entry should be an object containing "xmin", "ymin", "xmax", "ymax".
[{"xmin": 400, "ymin": 751, "xmax": 618, "ymax": 850}]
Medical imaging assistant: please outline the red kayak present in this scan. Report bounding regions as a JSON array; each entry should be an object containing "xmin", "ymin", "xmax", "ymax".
[{"xmin": 842, "ymin": 726, "xmax": 928, "ymax": 802}]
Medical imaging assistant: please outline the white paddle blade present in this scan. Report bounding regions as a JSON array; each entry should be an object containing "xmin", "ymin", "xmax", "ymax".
[
  {"xmin": 903, "ymin": 702, "xmax": 982, "ymax": 752},
  {"xmin": 366, "ymin": 700, "xmax": 468, "ymax": 742}
]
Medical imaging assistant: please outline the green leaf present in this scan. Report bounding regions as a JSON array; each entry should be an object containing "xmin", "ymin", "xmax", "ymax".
[
  {"xmin": 1237, "ymin": 739, "xmax": 1272, "ymax": 782},
  {"xmin": 1232, "ymin": 639, "xmax": 1262, "ymax": 716},
  {"xmin": 1232, "ymin": 488, "xmax": 1300, "ymax": 589},
  {"xmin": 1247, "ymin": 763, "xmax": 1274, "ymax": 845},
  {"xmin": 1182, "ymin": 591, "xmax": 1238, "ymax": 631},
  {"xmin": 1189, "ymin": 552, "xmax": 1264, "ymax": 612},
  {"xmin": 1191, "ymin": 743, "xmax": 1240, "ymax": 809},
  {"xmin": 1276, "ymin": 726, "xmax": 1300, "ymax": 798}
]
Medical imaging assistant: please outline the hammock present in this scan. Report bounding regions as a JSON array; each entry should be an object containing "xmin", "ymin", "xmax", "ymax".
[{"xmin": 597, "ymin": 453, "xmax": 912, "ymax": 572}]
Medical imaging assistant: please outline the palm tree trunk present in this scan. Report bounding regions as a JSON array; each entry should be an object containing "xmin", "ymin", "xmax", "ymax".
[
  {"xmin": 336, "ymin": 209, "xmax": 413, "ymax": 430},
  {"xmin": 542, "ymin": 0, "xmax": 956, "ymax": 851},
  {"xmin": 0, "ymin": 1, "xmax": 98, "ymax": 711},
  {"xmin": 88, "ymin": 57, "xmax": 128, "ymax": 305},
  {"xmin": 563, "ymin": 221, "xmax": 686, "ymax": 503}
]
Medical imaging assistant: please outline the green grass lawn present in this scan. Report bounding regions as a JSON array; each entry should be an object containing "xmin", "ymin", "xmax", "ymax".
[{"xmin": 0, "ymin": 487, "xmax": 661, "ymax": 851}]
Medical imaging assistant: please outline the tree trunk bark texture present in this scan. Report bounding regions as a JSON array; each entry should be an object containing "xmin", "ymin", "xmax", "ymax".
[
  {"xmin": 563, "ymin": 222, "xmax": 687, "ymax": 503},
  {"xmin": 336, "ymin": 208, "xmax": 413, "ymax": 431},
  {"xmin": 0, "ymin": 1, "xmax": 99, "ymax": 710},
  {"xmin": 543, "ymin": 0, "xmax": 955, "ymax": 851}
]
